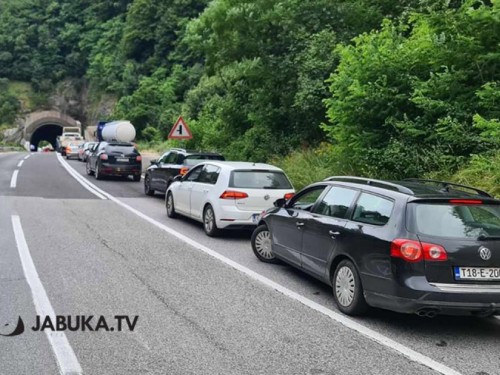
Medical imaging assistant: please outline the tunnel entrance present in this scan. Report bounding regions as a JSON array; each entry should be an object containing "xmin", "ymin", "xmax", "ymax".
[{"xmin": 30, "ymin": 124, "xmax": 63, "ymax": 150}]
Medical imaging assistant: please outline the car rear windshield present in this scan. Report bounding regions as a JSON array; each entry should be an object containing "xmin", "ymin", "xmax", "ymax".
[
  {"xmin": 106, "ymin": 145, "xmax": 137, "ymax": 154},
  {"xmin": 412, "ymin": 203, "xmax": 500, "ymax": 239},
  {"xmin": 230, "ymin": 170, "xmax": 292, "ymax": 189}
]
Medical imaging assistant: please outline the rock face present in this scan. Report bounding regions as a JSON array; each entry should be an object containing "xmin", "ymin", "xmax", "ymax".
[{"xmin": 1, "ymin": 79, "xmax": 118, "ymax": 143}]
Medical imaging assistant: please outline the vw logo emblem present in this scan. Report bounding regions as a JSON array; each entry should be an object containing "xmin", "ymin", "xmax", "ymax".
[
  {"xmin": 264, "ymin": 195, "xmax": 270, "ymax": 201},
  {"xmin": 479, "ymin": 246, "xmax": 492, "ymax": 261}
]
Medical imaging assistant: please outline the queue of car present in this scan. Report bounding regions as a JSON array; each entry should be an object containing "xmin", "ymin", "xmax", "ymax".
[{"xmin": 73, "ymin": 143, "xmax": 500, "ymax": 319}]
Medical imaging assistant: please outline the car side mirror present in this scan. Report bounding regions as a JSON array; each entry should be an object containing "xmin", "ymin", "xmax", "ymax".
[
  {"xmin": 173, "ymin": 175, "xmax": 183, "ymax": 182},
  {"xmin": 150, "ymin": 159, "xmax": 157, "ymax": 165},
  {"xmin": 274, "ymin": 198, "xmax": 286, "ymax": 208}
]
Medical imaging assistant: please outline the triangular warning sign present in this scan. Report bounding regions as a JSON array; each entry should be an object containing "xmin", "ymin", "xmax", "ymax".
[{"xmin": 168, "ymin": 116, "xmax": 193, "ymax": 139}]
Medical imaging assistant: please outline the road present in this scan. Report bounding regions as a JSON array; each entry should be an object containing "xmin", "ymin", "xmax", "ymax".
[{"xmin": 0, "ymin": 151, "xmax": 499, "ymax": 375}]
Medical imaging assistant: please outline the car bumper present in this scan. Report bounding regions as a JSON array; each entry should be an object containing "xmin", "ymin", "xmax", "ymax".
[
  {"xmin": 364, "ymin": 277, "xmax": 500, "ymax": 316},
  {"xmin": 215, "ymin": 207, "xmax": 261, "ymax": 229},
  {"xmin": 100, "ymin": 163, "xmax": 141, "ymax": 176},
  {"xmin": 66, "ymin": 152, "xmax": 79, "ymax": 158}
]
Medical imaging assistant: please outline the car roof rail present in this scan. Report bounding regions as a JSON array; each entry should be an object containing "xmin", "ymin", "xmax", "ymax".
[
  {"xmin": 170, "ymin": 148, "xmax": 186, "ymax": 152},
  {"xmin": 403, "ymin": 178, "xmax": 493, "ymax": 197},
  {"xmin": 324, "ymin": 176, "xmax": 414, "ymax": 195}
]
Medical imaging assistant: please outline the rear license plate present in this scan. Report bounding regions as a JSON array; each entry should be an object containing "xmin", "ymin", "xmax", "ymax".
[
  {"xmin": 454, "ymin": 267, "xmax": 500, "ymax": 280},
  {"xmin": 252, "ymin": 214, "xmax": 259, "ymax": 223},
  {"xmin": 116, "ymin": 158, "xmax": 129, "ymax": 162}
]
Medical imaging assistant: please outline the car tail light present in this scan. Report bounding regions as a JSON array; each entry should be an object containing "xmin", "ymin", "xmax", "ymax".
[
  {"xmin": 391, "ymin": 239, "xmax": 422, "ymax": 262},
  {"xmin": 180, "ymin": 168, "xmax": 189, "ymax": 175},
  {"xmin": 136, "ymin": 156, "xmax": 142, "ymax": 162},
  {"xmin": 422, "ymin": 242, "xmax": 448, "ymax": 261},
  {"xmin": 100, "ymin": 154, "xmax": 108, "ymax": 160},
  {"xmin": 66, "ymin": 147, "xmax": 71, "ymax": 153},
  {"xmin": 220, "ymin": 191, "xmax": 248, "ymax": 199},
  {"xmin": 449, "ymin": 199, "xmax": 482, "ymax": 204},
  {"xmin": 391, "ymin": 239, "xmax": 447, "ymax": 262},
  {"xmin": 284, "ymin": 192, "xmax": 295, "ymax": 200}
]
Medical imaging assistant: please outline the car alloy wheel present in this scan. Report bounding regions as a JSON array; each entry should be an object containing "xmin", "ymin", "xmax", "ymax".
[
  {"xmin": 86, "ymin": 162, "xmax": 93, "ymax": 176},
  {"xmin": 335, "ymin": 266, "xmax": 355, "ymax": 307},
  {"xmin": 203, "ymin": 205, "xmax": 219, "ymax": 237},
  {"xmin": 145, "ymin": 176, "xmax": 154, "ymax": 196},
  {"xmin": 166, "ymin": 192, "xmax": 177, "ymax": 218}
]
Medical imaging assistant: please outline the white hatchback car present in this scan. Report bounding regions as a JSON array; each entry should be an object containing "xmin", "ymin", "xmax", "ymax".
[{"xmin": 166, "ymin": 161, "xmax": 295, "ymax": 236}]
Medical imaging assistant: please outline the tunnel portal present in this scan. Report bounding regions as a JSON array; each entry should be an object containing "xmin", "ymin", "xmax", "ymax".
[{"xmin": 30, "ymin": 124, "xmax": 63, "ymax": 149}]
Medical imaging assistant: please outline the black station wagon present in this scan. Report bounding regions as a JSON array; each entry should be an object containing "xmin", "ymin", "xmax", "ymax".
[{"xmin": 251, "ymin": 177, "xmax": 500, "ymax": 317}]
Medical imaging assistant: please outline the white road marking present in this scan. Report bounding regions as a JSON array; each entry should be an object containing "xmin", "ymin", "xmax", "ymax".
[
  {"xmin": 24, "ymin": 154, "xmax": 31, "ymax": 160},
  {"xmin": 58, "ymin": 156, "xmax": 462, "ymax": 375},
  {"xmin": 12, "ymin": 215, "xmax": 82, "ymax": 375},
  {"xmin": 17, "ymin": 160, "xmax": 24, "ymax": 168},
  {"xmin": 56, "ymin": 153, "xmax": 107, "ymax": 200},
  {"xmin": 10, "ymin": 170, "xmax": 19, "ymax": 188}
]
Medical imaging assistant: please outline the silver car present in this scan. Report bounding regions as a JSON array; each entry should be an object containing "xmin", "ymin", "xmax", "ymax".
[
  {"xmin": 78, "ymin": 142, "xmax": 98, "ymax": 162},
  {"xmin": 66, "ymin": 141, "xmax": 84, "ymax": 160}
]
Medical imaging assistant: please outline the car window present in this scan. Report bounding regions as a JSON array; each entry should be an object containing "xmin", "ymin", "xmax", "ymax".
[
  {"xmin": 197, "ymin": 165, "xmax": 221, "ymax": 184},
  {"xmin": 314, "ymin": 186, "xmax": 358, "ymax": 219},
  {"xmin": 165, "ymin": 152, "xmax": 177, "ymax": 164},
  {"xmin": 413, "ymin": 203, "xmax": 500, "ymax": 238},
  {"xmin": 291, "ymin": 187, "xmax": 326, "ymax": 211},
  {"xmin": 159, "ymin": 152, "xmax": 170, "ymax": 164},
  {"xmin": 185, "ymin": 165, "xmax": 203, "ymax": 182},
  {"xmin": 352, "ymin": 193, "xmax": 394, "ymax": 226},
  {"xmin": 230, "ymin": 171, "xmax": 292, "ymax": 189},
  {"xmin": 98, "ymin": 143, "xmax": 107, "ymax": 152}
]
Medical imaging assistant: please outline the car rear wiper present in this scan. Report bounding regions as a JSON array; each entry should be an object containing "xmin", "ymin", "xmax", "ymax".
[{"xmin": 477, "ymin": 234, "xmax": 500, "ymax": 241}]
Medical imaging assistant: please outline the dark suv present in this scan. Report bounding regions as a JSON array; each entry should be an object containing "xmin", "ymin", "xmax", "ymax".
[
  {"xmin": 144, "ymin": 148, "xmax": 224, "ymax": 195},
  {"xmin": 251, "ymin": 177, "xmax": 500, "ymax": 317},
  {"xmin": 86, "ymin": 142, "xmax": 142, "ymax": 181}
]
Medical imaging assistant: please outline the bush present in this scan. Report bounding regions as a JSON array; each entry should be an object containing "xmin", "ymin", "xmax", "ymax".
[
  {"xmin": 273, "ymin": 143, "xmax": 355, "ymax": 191},
  {"xmin": 141, "ymin": 126, "xmax": 160, "ymax": 142}
]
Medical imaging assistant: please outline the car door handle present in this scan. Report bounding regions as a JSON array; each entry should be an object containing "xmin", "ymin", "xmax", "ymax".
[
  {"xmin": 296, "ymin": 222, "xmax": 305, "ymax": 228},
  {"xmin": 203, "ymin": 189, "xmax": 209, "ymax": 193},
  {"xmin": 329, "ymin": 231, "xmax": 341, "ymax": 237}
]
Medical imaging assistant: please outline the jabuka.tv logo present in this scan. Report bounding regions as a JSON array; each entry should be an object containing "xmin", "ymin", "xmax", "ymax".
[
  {"xmin": 0, "ymin": 317, "xmax": 24, "ymax": 337},
  {"xmin": 1, "ymin": 315, "xmax": 138, "ymax": 337}
]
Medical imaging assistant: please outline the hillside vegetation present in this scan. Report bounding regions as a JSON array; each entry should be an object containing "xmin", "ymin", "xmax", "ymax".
[{"xmin": 1, "ymin": 0, "xmax": 500, "ymax": 191}]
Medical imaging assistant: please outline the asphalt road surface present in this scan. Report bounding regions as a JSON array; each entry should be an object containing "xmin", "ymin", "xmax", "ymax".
[{"xmin": 1, "ymin": 151, "xmax": 499, "ymax": 375}]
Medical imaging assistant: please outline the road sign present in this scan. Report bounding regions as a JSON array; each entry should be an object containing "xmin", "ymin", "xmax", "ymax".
[{"xmin": 168, "ymin": 117, "xmax": 193, "ymax": 140}]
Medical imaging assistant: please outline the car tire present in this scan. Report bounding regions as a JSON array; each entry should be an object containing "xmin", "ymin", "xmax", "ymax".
[
  {"xmin": 203, "ymin": 205, "xmax": 220, "ymax": 237},
  {"xmin": 251, "ymin": 225, "xmax": 279, "ymax": 263},
  {"xmin": 145, "ymin": 175, "xmax": 155, "ymax": 196},
  {"xmin": 133, "ymin": 174, "xmax": 141, "ymax": 182},
  {"xmin": 332, "ymin": 259, "xmax": 369, "ymax": 316},
  {"xmin": 166, "ymin": 192, "xmax": 178, "ymax": 218},
  {"xmin": 95, "ymin": 164, "xmax": 103, "ymax": 180},
  {"xmin": 86, "ymin": 162, "xmax": 94, "ymax": 176}
]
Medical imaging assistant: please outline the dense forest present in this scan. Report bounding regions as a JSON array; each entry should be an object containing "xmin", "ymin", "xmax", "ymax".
[{"xmin": 2, "ymin": 0, "xmax": 500, "ymax": 192}]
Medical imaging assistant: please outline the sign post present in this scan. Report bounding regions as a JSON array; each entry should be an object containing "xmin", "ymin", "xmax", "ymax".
[{"xmin": 168, "ymin": 117, "xmax": 193, "ymax": 140}]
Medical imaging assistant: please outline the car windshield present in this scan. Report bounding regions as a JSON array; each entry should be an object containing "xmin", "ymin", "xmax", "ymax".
[
  {"xmin": 230, "ymin": 170, "xmax": 292, "ymax": 189},
  {"xmin": 413, "ymin": 203, "xmax": 500, "ymax": 238}
]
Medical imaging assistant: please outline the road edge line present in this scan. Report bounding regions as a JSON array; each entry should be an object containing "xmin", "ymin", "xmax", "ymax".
[
  {"xmin": 56, "ymin": 153, "xmax": 107, "ymax": 200},
  {"xmin": 12, "ymin": 215, "xmax": 83, "ymax": 375},
  {"xmin": 60, "ymin": 155, "xmax": 462, "ymax": 375}
]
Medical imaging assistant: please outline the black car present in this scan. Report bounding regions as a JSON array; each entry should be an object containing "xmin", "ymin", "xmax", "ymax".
[
  {"xmin": 86, "ymin": 141, "xmax": 142, "ymax": 181},
  {"xmin": 251, "ymin": 177, "xmax": 500, "ymax": 317},
  {"xmin": 144, "ymin": 148, "xmax": 224, "ymax": 196}
]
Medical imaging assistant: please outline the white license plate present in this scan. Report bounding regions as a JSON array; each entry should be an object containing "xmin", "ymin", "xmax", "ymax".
[
  {"xmin": 252, "ymin": 214, "xmax": 259, "ymax": 223},
  {"xmin": 455, "ymin": 267, "xmax": 500, "ymax": 280},
  {"xmin": 116, "ymin": 158, "xmax": 129, "ymax": 162}
]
